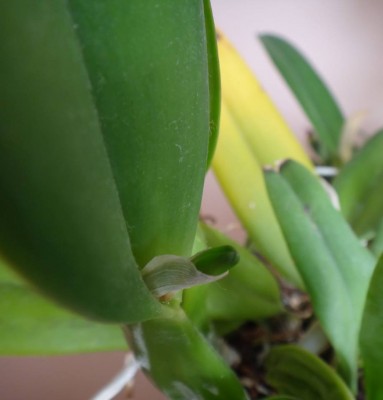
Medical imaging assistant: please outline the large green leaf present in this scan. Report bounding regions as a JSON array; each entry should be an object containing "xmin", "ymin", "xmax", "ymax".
[
  {"xmin": 260, "ymin": 35, "xmax": 344, "ymax": 161},
  {"xmin": 128, "ymin": 306, "xmax": 249, "ymax": 400},
  {"xmin": 334, "ymin": 130, "xmax": 383, "ymax": 236},
  {"xmin": 266, "ymin": 346, "xmax": 354, "ymax": 400},
  {"xmin": 68, "ymin": 0, "xmax": 211, "ymax": 267},
  {"xmin": 0, "ymin": 0, "xmax": 158, "ymax": 323},
  {"xmin": 0, "ymin": 260, "xmax": 125, "ymax": 354},
  {"xmin": 0, "ymin": 1, "xmax": 211, "ymax": 322},
  {"xmin": 360, "ymin": 255, "xmax": 383, "ymax": 400},
  {"xmin": 264, "ymin": 161, "xmax": 375, "ymax": 389}
]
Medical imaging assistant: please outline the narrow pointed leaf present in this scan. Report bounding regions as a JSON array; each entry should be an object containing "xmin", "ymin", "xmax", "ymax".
[
  {"xmin": 213, "ymin": 102, "xmax": 303, "ymax": 287},
  {"xmin": 266, "ymin": 346, "xmax": 354, "ymax": 400},
  {"xmin": 217, "ymin": 31, "xmax": 312, "ymax": 169},
  {"xmin": 334, "ymin": 130, "xmax": 383, "ymax": 236},
  {"xmin": 264, "ymin": 161, "xmax": 375, "ymax": 388},
  {"xmin": 260, "ymin": 34, "xmax": 344, "ymax": 161},
  {"xmin": 360, "ymin": 255, "xmax": 383, "ymax": 400}
]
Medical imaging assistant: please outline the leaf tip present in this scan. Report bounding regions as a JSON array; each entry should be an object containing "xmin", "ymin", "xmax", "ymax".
[{"xmin": 263, "ymin": 158, "xmax": 290, "ymax": 174}]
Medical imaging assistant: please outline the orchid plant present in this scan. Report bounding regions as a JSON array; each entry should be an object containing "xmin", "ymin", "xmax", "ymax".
[{"xmin": 1, "ymin": 2, "xmax": 383, "ymax": 400}]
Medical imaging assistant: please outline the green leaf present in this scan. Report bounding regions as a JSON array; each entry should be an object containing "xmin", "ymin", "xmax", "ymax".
[
  {"xmin": 371, "ymin": 218, "xmax": 383, "ymax": 258},
  {"xmin": 334, "ymin": 130, "xmax": 383, "ymax": 236},
  {"xmin": 0, "ymin": 283, "xmax": 126, "ymax": 355},
  {"xmin": 128, "ymin": 306, "xmax": 249, "ymax": 400},
  {"xmin": 0, "ymin": 260, "xmax": 126, "ymax": 354},
  {"xmin": 260, "ymin": 34, "xmax": 344, "ymax": 161},
  {"xmin": 68, "ymin": 0, "xmax": 211, "ymax": 267},
  {"xmin": 181, "ymin": 227, "xmax": 213, "ymax": 332},
  {"xmin": 141, "ymin": 249, "xmax": 236, "ymax": 298},
  {"xmin": 213, "ymin": 103, "xmax": 303, "ymax": 288},
  {"xmin": 0, "ymin": 1, "xmax": 211, "ymax": 322},
  {"xmin": 192, "ymin": 224, "xmax": 283, "ymax": 323},
  {"xmin": 266, "ymin": 346, "xmax": 354, "ymax": 400},
  {"xmin": 264, "ymin": 161, "xmax": 375, "ymax": 389},
  {"xmin": 0, "ymin": 0, "xmax": 159, "ymax": 323},
  {"xmin": 266, "ymin": 397, "xmax": 300, "ymax": 400},
  {"xmin": 0, "ymin": 258, "xmax": 22, "ymax": 285},
  {"xmin": 183, "ymin": 224, "xmax": 282, "ymax": 332},
  {"xmin": 360, "ymin": 255, "xmax": 383, "ymax": 400},
  {"xmin": 191, "ymin": 245, "xmax": 239, "ymax": 276},
  {"xmin": 203, "ymin": 0, "xmax": 221, "ymax": 168}
]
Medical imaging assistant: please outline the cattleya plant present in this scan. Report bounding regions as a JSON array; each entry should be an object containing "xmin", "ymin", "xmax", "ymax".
[{"xmin": 1, "ymin": 2, "xmax": 383, "ymax": 400}]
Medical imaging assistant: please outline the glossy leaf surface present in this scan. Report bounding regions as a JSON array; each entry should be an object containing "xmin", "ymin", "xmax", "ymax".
[
  {"xmin": 334, "ymin": 130, "xmax": 383, "ymax": 236},
  {"xmin": 266, "ymin": 345, "xmax": 354, "ymax": 400},
  {"xmin": 191, "ymin": 245, "xmax": 239, "ymax": 276},
  {"xmin": 360, "ymin": 255, "xmax": 383, "ymax": 400},
  {"xmin": 0, "ymin": 0, "xmax": 160, "ymax": 322},
  {"xmin": 68, "ymin": 0, "xmax": 210, "ymax": 267},
  {"xmin": 265, "ymin": 161, "xmax": 375, "ymax": 388},
  {"xmin": 260, "ymin": 34, "xmax": 344, "ymax": 161},
  {"xmin": 0, "ymin": 1, "xmax": 211, "ymax": 322}
]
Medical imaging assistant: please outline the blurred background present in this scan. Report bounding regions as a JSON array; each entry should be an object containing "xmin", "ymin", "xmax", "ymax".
[{"xmin": 1, "ymin": 1, "xmax": 383, "ymax": 399}]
